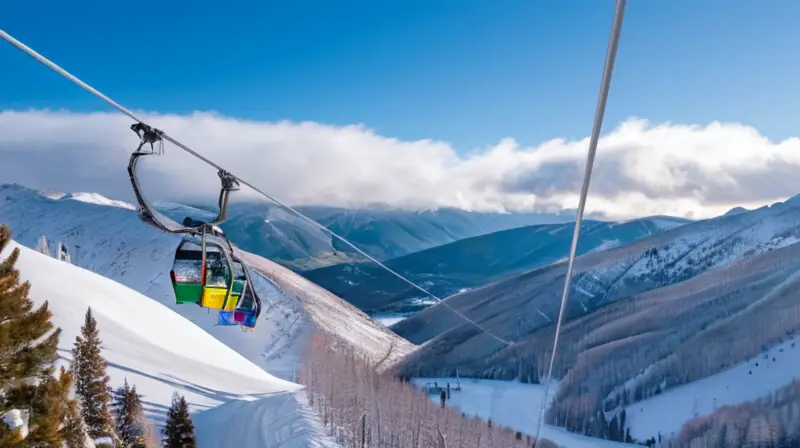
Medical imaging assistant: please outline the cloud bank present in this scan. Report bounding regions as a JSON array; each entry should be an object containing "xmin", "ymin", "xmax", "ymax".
[{"xmin": 1, "ymin": 109, "xmax": 799, "ymax": 220}]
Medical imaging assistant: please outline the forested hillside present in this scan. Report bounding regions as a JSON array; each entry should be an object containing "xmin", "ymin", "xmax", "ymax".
[{"xmin": 394, "ymin": 195, "xmax": 800, "ymax": 442}]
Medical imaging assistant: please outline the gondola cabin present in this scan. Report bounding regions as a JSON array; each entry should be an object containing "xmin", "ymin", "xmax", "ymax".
[{"xmin": 170, "ymin": 239, "xmax": 237, "ymax": 311}]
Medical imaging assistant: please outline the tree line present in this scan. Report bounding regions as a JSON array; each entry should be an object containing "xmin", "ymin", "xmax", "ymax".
[
  {"xmin": 0, "ymin": 224, "xmax": 196, "ymax": 447},
  {"xmin": 667, "ymin": 379, "xmax": 800, "ymax": 448},
  {"xmin": 299, "ymin": 330, "xmax": 559, "ymax": 448}
]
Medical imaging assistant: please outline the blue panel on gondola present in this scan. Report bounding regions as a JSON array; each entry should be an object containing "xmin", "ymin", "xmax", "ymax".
[{"xmin": 218, "ymin": 311, "xmax": 238, "ymax": 325}]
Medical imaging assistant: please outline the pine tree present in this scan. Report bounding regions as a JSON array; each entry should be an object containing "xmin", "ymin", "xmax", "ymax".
[
  {"xmin": 72, "ymin": 307, "xmax": 116, "ymax": 445},
  {"xmin": 0, "ymin": 224, "xmax": 61, "ymax": 393},
  {"xmin": 63, "ymin": 398, "xmax": 90, "ymax": 448},
  {"xmin": 163, "ymin": 393, "xmax": 196, "ymax": 448},
  {"xmin": 23, "ymin": 366, "xmax": 76, "ymax": 446},
  {"xmin": 113, "ymin": 379, "xmax": 148, "ymax": 448},
  {"xmin": 0, "ymin": 224, "xmax": 64, "ymax": 444}
]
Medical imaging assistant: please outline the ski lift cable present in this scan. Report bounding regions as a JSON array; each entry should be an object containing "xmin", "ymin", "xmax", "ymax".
[
  {"xmin": 534, "ymin": 0, "xmax": 626, "ymax": 440},
  {"xmin": 0, "ymin": 28, "xmax": 511, "ymax": 346}
]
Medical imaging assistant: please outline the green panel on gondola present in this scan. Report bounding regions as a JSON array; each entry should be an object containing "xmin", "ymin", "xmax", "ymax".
[
  {"xmin": 174, "ymin": 283, "xmax": 202, "ymax": 304},
  {"xmin": 231, "ymin": 279, "xmax": 246, "ymax": 295}
]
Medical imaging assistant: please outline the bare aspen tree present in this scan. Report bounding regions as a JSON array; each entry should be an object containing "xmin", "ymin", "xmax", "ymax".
[{"xmin": 298, "ymin": 330, "xmax": 555, "ymax": 447}]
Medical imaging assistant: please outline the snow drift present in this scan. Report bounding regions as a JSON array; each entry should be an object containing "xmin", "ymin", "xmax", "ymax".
[
  {"xmin": 0, "ymin": 183, "xmax": 420, "ymax": 445},
  {"xmin": 2, "ymin": 240, "xmax": 343, "ymax": 447}
]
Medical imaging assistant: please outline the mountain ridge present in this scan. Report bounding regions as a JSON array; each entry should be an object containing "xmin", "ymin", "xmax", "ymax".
[
  {"xmin": 391, "ymin": 190, "xmax": 800, "ymax": 441},
  {"xmin": 302, "ymin": 214, "xmax": 690, "ymax": 312}
]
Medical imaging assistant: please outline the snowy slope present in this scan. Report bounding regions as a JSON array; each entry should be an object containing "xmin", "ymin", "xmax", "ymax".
[
  {"xmin": 625, "ymin": 338, "xmax": 800, "ymax": 441},
  {"xmin": 411, "ymin": 378, "xmax": 635, "ymax": 448},
  {"xmin": 194, "ymin": 393, "xmax": 335, "ymax": 448},
  {"xmin": 63, "ymin": 192, "xmax": 136, "ymax": 210},
  {"xmin": 3, "ymin": 240, "xmax": 339, "ymax": 446},
  {"xmin": 237, "ymin": 250, "xmax": 414, "ymax": 367},
  {"xmin": 0, "ymin": 183, "xmax": 413, "ymax": 379}
]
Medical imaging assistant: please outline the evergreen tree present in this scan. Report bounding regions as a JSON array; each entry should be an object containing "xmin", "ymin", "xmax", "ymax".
[
  {"xmin": 63, "ymin": 398, "xmax": 90, "ymax": 448},
  {"xmin": 112, "ymin": 379, "xmax": 147, "ymax": 448},
  {"xmin": 162, "ymin": 393, "xmax": 195, "ymax": 448},
  {"xmin": 23, "ymin": 366, "xmax": 76, "ymax": 446},
  {"xmin": 72, "ymin": 307, "xmax": 116, "ymax": 444},
  {"xmin": 0, "ymin": 224, "xmax": 61, "ymax": 394},
  {"xmin": 0, "ymin": 224, "xmax": 66, "ymax": 445}
]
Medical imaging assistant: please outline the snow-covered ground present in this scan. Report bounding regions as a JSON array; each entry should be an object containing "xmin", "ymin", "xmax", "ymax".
[
  {"xmin": 625, "ymin": 338, "xmax": 800, "ymax": 442},
  {"xmin": 237, "ymin": 250, "xmax": 414, "ymax": 367},
  {"xmin": 63, "ymin": 192, "xmax": 136, "ymax": 210},
  {"xmin": 411, "ymin": 378, "xmax": 635, "ymax": 448},
  {"xmin": 371, "ymin": 312, "xmax": 410, "ymax": 327},
  {"xmin": 0, "ymin": 183, "xmax": 413, "ymax": 378},
  {"xmin": 0, "ymin": 184, "xmax": 420, "ymax": 445},
  {"xmin": 4, "ymin": 240, "xmax": 339, "ymax": 446},
  {"xmin": 194, "ymin": 392, "xmax": 337, "ymax": 448}
]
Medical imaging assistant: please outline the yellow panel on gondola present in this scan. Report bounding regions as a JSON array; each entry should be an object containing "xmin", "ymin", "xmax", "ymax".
[{"xmin": 201, "ymin": 286, "xmax": 236, "ymax": 311}]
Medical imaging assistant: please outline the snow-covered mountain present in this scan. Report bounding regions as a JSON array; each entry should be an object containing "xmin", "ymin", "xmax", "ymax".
[
  {"xmin": 0, "ymin": 183, "xmax": 413, "ymax": 378},
  {"xmin": 31, "ymin": 185, "xmax": 580, "ymax": 272},
  {"xmin": 3, "ymin": 239, "xmax": 338, "ymax": 447},
  {"xmin": 10, "ymin": 181, "xmax": 800, "ymax": 446},
  {"xmin": 392, "ymin": 193, "xmax": 800, "ymax": 442},
  {"xmin": 394, "ymin": 194, "xmax": 800, "ymax": 348},
  {"xmin": 303, "ymin": 216, "xmax": 689, "ymax": 312}
]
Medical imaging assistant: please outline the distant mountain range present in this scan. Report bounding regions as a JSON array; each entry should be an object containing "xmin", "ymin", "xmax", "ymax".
[
  {"xmin": 182, "ymin": 201, "xmax": 585, "ymax": 270},
  {"xmin": 302, "ymin": 216, "xmax": 690, "ymax": 312}
]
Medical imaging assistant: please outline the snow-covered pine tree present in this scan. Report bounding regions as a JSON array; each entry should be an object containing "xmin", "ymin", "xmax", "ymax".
[
  {"xmin": 72, "ymin": 307, "xmax": 116, "ymax": 446},
  {"xmin": 112, "ymin": 379, "xmax": 148, "ymax": 448},
  {"xmin": 163, "ymin": 393, "xmax": 196, "ymax": 448},
  {"xmin": 0, "ymin": 224, "xmax": 66, "ymax": 445},
  {"xmin": 112, "ymin": 379, "xmax": 131, "ymax": 439}
]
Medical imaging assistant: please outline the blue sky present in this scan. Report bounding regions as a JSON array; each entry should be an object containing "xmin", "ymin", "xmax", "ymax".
[{"xmin": 2, "ymin": 0, "xmax": 799, "ymax": 153}]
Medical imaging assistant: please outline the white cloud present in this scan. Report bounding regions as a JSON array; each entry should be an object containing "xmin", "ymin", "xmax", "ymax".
[{"xmin": 0, "ymin": 109, "xmax": 799, "ymax": 220}]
